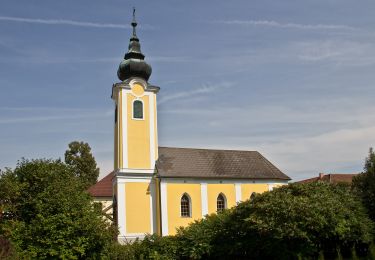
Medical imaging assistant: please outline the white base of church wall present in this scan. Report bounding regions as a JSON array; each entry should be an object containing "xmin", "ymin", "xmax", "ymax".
[{"xmin": 118, "ymin": 233, "xmax": 148, "ymax": 244}]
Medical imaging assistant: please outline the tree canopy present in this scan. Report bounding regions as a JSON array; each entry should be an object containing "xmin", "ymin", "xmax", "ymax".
[
  {"xmin": 110, "ymin": 182, "xmax": 374, "ymax": 260},
  {"xmin": 65, "ymin": 141, "xmax": 99, "ymax": 189},
  {"xmin": 0, "ymin": 159, "xmax": 114, "ymax": 259},
  {"xmin": 353, "ymin": 147, "xmax": 375, "ymax": 222}
]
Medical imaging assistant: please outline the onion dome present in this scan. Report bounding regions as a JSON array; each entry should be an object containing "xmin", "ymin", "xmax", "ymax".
[{"xmin": 117, "ymin": 9, "xmax": 152, "ymax": 82}]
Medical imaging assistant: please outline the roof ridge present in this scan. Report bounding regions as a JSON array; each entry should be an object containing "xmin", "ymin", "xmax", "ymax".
[{"xmin": 158, "ymin": 146, "xmax": 259, "ymax": 153}]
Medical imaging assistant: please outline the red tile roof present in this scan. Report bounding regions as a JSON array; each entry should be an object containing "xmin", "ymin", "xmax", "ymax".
[
  {"xmin": 87, "ymin": 171, "xmax": 113, "ymax": 197},
  {"xmin": 296, "ymin": 173, "xmax": 359, "ymax": 184}
]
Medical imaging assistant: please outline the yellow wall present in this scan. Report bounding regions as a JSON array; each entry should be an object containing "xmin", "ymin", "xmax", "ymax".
[
  {"xmin": 207, "ymin": 184, "xmax": 236, "ymax": 214},
  {"xmin": 241, "ymin": 184, "xmax": 269, "ymax": 201},
  {"xmin": 167, "ymin": 183, "xmax": 202, "ymax": 235},
  {"xmin": 125, "ymin": 182, "xmax": 151, "ymax": 234},
  {"xmin": 127, "ymin": 93, "xmax": 151, "ymax": 169}
]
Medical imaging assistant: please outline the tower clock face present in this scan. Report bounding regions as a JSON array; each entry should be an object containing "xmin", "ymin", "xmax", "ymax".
[{"xmin": 131, "ymin": 83, "xmax": 145, "ymax": 97}]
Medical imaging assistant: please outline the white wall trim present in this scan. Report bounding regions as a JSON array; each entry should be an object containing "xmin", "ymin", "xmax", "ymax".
[
  {"xmin": 149, "ymin": 181, "xmax": 156, "ymax": 234},
  {"xmin": 160, "ymin": 181, "xmax": 168, "ymax": 236},
  {"xmin": 149, "ymin": 92, "xmax": 155, "ymax": 170},
  {"xmin": 117, "ymin": 168, "xmax": 156, "ymax": 174},
  {"xmin": 154, "ymin": 94, "xmax": 158, "ymax": 160},
  {"xmin": 118, "ymin": 233, "xmax": 146, "ymax": 243},
  {"xmin": 200, "ymin": 183, "xmax": 208, "ymax": 217},
  {"xmin": 235, "ymin": 183, "xmax": 242, "ymax": 203},
  {"xmin": 121, "ymin": 89, "xmax": 128, "ymax": 168},
  {"xmin": 161, "ymin": 178, "xmax": 289, "ymax": 185},
  {"xmin": 117, "ymin": 182, "xmax": 126, "ymax": 238},
  {"xmin": 116, "ymin": 177, "xmax": 153, "ymax": 183}
]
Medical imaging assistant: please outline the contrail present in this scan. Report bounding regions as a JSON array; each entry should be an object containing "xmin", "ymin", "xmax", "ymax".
[
  {"xmin": 214, "ymin": 20, "xmax": 356, "ymax": 30},
  {"xmin": 0, "ymin": 15, "xmax": 132, "ymax": 29}
]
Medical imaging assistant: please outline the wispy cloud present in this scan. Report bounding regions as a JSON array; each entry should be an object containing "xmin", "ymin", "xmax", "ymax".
[
  {"xmin": 0, "ymin": 107, "xmax": 112, "ymax": 124},
  {"xmin": 158, "ymin": 82, "xmax": 233, "ymax": 105},
  {"xmin": 0, "ymin": 16, "xmax": 153, "ymax": 29},
  {"xmin": 158, "ymin": 96, "xmax": 375, "ymax": 181},
  {"xmin": 295, "ymin": 40, "xmax": 375, "ymax": 66},
  {"xmin": 149, "ymin": 56, "xmax": 192, "ymax": 63},
  {"xmin": 214, "ymin": 20, "xmax": 356, "ymax": 31}
]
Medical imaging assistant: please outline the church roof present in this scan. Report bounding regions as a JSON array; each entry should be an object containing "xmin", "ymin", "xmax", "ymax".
[
  {"xmin": 87, "ymin": 171, "xmax": 113, "ymax": 197},
  {"xmin": 296, "ymin": 173, "xmax": 358, "ymax": 184},
  {"xmin": 88, "ymin": 147, "xmax": 290, "ymax": 198},
  {"xmin": 156, "ymin": 147, "xmax": 290, "ymax": 180}
]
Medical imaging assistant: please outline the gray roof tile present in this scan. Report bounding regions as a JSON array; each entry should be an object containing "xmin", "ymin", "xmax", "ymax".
[{"xmin": 156, "ymin": 147, "xmax": 290, "ymax": 180}]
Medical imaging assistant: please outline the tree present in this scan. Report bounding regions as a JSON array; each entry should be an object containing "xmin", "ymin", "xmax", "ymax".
[
  {"xmin": 0, "ymin": 159, "xmax": 114, "ymax": 259},
  {"xmin": 174, "ymin": 182, "xmax": 374, "ymax": 259},
  {"xmin": 65, "ymin": 141, "xmax": 99, "ymax": 189},
  {"xmin": 353, "ymin": 147, "xmax": 375, "ymax": 222},
  {"xmin": 104, "ymin": 182, "xmax": 374, "ymax": 259}
]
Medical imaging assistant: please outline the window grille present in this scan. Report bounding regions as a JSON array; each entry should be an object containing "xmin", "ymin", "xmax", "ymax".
[
  {"xmin": 181, "ymin": 194, "xmax": 191, "ymax": 217},
  {"xmin": 133, "ymin": 100, "xmax": 143, "ymax": 119},
  {"xmin": 217, "ymin": 193, "xmax": 226, "ymax": 213}
]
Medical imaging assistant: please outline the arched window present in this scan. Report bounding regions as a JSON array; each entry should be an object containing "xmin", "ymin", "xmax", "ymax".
[
  {"xmin": 217, "ymin": 193, "xmax": 226, "ymax": 213},
  {"xmin": 180, "ymin": 193, "xmax": 191, "ymax": 217},
  {"xmin": 133, "ymin": 100, "xmax": 143, "ymax": 119}
]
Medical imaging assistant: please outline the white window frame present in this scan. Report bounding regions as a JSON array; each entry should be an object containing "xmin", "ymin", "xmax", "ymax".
[
  {"xmin": 180, "ymin": 193, "xmax": 192, "ymax": 218},
  {"xmin": 132, "ymin": 99, "xmax": 144, "ymax": 120},
  {"xmin": 216, "ymin": 193, "xmax": 227, "ymax": 212}
]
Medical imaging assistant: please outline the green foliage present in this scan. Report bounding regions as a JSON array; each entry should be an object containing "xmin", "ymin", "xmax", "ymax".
[
  {"xmin": 0, "ymin": 159, "xmax": 114, "ymax": 259},
  {"xmin": 107, "ymin": 182, "xmax": 373, "ymax": 260},
  {"xmin": 353, "ymin": 147, "xmax": 375, "ymax": 222},
  {"xmin": 65, "ymin": 141, "xmax": 100, "ymax": 189},
  {"xmin": 102, "ymin": 234, "xmax": 178, "ymax": 260}
]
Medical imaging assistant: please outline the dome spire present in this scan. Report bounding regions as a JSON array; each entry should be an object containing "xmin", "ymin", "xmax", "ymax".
[
  {"xmin": 132, "ymin": 7, "xmax": 137, "ymax": 37},
  {"xmin": 117, "ymin": 8, "xmax": 152, "ymax": 82}
]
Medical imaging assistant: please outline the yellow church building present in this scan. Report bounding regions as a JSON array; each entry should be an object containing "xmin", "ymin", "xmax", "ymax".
[{"xmin": 89, "ymin": 13, "xmax": 290, "ymax": 243}]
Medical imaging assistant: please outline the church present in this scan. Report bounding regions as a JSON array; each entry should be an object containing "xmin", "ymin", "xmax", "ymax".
[{"xmin": 88, "ymin": 12, "xmax": 290, "ymax": 243}]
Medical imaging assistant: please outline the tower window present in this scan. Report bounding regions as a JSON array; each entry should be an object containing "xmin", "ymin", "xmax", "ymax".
[
  {"xmin": 133, "ymin": 100, "xmax": 143, "ymax": 119},
  {"xmin": 180, "ymin": 193, "xmax": 191, "ymax": 217},
  {"xmin": 217, "ymin": 193, "xmax": 226, "ymax": 213}
]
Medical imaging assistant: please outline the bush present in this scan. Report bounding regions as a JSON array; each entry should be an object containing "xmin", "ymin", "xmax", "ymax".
[
  {"xmin": 108, "ymin": 182, "xmax": 373, "ymax": 260},
  {"xmin": 101, "ymin": 234, "xmax": 178, "ymax": 260}
]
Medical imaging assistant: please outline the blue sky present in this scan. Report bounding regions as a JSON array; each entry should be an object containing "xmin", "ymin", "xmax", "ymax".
[{"xmin": 1, "ymin": 0, "xmax": 375, "ymax": 181}]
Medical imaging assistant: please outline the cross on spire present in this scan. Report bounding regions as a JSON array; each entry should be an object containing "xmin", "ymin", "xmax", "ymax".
[{"xmin": 131, "ymin": 7, "xmax": 137, "ymax": 37}]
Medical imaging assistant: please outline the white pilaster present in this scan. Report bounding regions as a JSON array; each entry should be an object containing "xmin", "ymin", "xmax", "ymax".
[
  {"xmin": 117, "ymin": 181, "xmax": 126, "ymax": 238},
  {"xmin": 149, "ymin": 180, "xmax": 157, "ymax": 234},
  {"xmin": 201, "ymin": 183, "xmax": 208, "ymax": 216},
  {"xmin": 121, "ymin": 89, "xmax": 128, "ymax": 168},
  {"xmin": 149, "ymin": 93, "xmax": 155, "ymax": 169},
  {"xmin": 160, "ymin": 181, "xmax": 168, "ymax": 236},
  {"xmin": 235, "ymin": 183, "xmax": 242, "ymax": 203}
]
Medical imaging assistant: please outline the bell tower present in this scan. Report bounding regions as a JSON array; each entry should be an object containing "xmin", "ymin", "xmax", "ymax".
[{"xmin": 112, "ymin": 9, "xmax": 160, "ymax": 242}]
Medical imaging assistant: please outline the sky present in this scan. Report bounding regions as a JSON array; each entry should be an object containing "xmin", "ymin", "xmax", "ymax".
[{"xmin": 1, "ymin": 0, "xmax": 375, "ymax": 181}]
